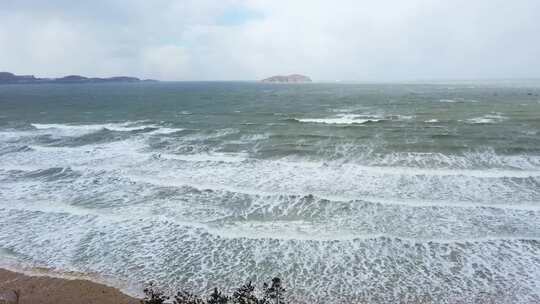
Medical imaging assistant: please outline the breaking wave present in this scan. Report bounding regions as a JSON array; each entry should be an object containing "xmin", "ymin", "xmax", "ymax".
[
  {"xmin": 465, "ymin": 113, "xmax": 507, "ymax": 124},
  {"xmin": 295, "ymin": 114, "xmax": 383, "ymax": 125},
  {"xmin": 1, "ymin": 81, "xmax": 539, "ymax": 304},
  {"xmin": 31, "ymin": 122, "xmax": 184, "ymax": 136}
]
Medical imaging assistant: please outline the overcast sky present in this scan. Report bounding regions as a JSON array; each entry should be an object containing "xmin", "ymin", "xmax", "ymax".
[{"xmin": 1, "ymin": 0, "xmax": 539, "ymax": 81}]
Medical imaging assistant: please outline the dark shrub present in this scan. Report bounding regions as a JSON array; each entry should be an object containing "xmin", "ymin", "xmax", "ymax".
[
  {"xmin": 207, "ymin": 287, "xmax": 229, "ymax": 304},
  {"xmin": 142, "ymin": 277, "xmax": 286, "ymax": 304},
  {"xmin": 232, "ymin": 281, "xmax": 258, "ymax": 304},
  {"xmin": 174, "ymin": 290, "xmax": 205, "ymax": 304},
  {"xmin": 141, "ymin": 282, "xmax": 169, "ymax": 304},
  {"xmin": 262, "ymin": 277, "xmax": 286, "ymax": 304}
]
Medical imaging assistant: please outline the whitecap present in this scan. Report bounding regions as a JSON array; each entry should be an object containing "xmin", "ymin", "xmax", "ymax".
[
  {"xmin": 296, "ymin": 114, "xmax": 382, "ymax": 125},
  {"xmin": 239, "ymin": 133, "xmax": 270, "ymax": 142},
  {"xmin": 157, "ymin": 152, "xmax": 248, "ymax": 163},
  {"xmin": 465, "ymin": 113, "xmax": 507, "ymax": 124},
  {"xmin": 31, "ymin": 122, "xmax": 184, "ymax": 136},
  {"xmin": 149, "ymin": 127, "xmax": 184, "ymax": 135},
  {"xmin": 439, "ymin": 98, "xmax": 479, "ymax": 103}
]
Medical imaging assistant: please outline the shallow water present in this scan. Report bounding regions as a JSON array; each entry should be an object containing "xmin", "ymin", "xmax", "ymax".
[{"xmin": 0, "ymin": 82, "xmax": 539, "ymax": 303}]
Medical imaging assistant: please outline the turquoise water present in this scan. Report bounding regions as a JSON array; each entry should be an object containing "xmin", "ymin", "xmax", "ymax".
[{"xmin": 0, "ymin": 82, "xmax": 539, "ymax": 303}]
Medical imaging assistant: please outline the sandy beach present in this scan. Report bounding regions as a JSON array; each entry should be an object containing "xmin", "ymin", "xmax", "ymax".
[{"xmin": 0, "ymin": 268, "xmax": 139, "ymax": 304}]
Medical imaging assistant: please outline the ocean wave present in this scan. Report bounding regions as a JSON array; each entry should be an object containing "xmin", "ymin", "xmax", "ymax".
[
  {"xmin": 149, "ymin": 127, "xmax": 184, "ymax": 135},
  {"xmin": 18, "ymin": 167, "xmax": 80, "ymax": 181},
  {"xmin": 5, "ymin": 137, "xmax": 540, "ymax": 172},
  {"xmin": 2, "ymin": 137, "xmax": 540, "ymax": 241},
  {"xmin": 4, "ymin": 138, "xmax": 540, "ymax": 173},
  {"xmin": 125, "ymin": 172, "xmax": 540, "ymax": 211},
  {"xmin": 387, "ymin": 114, "xmax": 415, "ymax": 121},
  {"xmin": 181, "ymin": 128, "xmax": 239, "ymax": 140},
  {"xmin": 155, "ymin": 152, "xmax": 248, "ymax": 163},
  {"xmin": 313, "ymin": 143, "xmax": 540, "ymax": 170},
  {"xmin": 0, "ymin": 145, "xmax": 33, "ymax": 155},
  {"xmin": 2, "ymin": 143, "xmax": 540, "ymax": 303},
  {"xmin": 465, "ymin": 113, "xmax": 507, "ymax": 124},
  {"xmin": 2, "ymin": 198, "xmax": 539, "ymax": 242},
  {"xmin": 1, "ymin": 208, "xmax": 539, "ymax": 303},
  {"xmin": 4, "ymin": 163, "xmax": 538, "ymax": 213},
  {"xmin": 32, "ymin": 122, "xmax": 150, "ymax": 132},
  {"xmin": 3, "ymin": 82, "xmax": 540, "ymax": 304},
  {"xmin": 295, "ymin": 114, "xmax": 383, "ymax": 125},
  {"xmin": 30, "ymin": 122, "xmax": 184, "ymax": 136},
  {"xmin": 239, "ymin": 133, "xmax": 270, "ymax": 142},
  {"xmin": 438, "ymin": 98, "xmax": 480, "ymax": 103},
  {"xmin": 295, "ymin": 112, "xmax": 420, "ymax": 125}
]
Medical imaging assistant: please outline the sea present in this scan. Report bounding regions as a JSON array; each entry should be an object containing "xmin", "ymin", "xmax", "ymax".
[{"xmin": 0, "ymin": 81, "xmax": 539, "ymax": 303}]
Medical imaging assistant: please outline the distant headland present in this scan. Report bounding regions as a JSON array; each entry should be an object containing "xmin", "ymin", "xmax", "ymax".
[
  {"xmin": 261, "ymin": 74, "xmax": 312, "ymax": 83},
  {"xmin": 0, "ymin": 72, "xmax": 157, "ymax": 85}
]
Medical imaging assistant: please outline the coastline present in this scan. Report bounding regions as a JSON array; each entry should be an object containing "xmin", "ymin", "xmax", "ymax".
[{"xmin": 0, "ymin": 267, "xmax": 139, "ymax": 304}]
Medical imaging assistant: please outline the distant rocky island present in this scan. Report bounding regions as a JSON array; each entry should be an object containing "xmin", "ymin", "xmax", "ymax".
[
  {"xmin": 0, "ymin": 72, "xmax": 157, "ymax": 85},
  {"xmin": 261, "ymin": 74, "xmax": 312, "ymax": 83}
]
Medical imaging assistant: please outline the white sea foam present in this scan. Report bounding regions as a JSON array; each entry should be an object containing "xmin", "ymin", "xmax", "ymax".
[
  {"xmin": 149, "ymin": 127, "xmax": 184, "ymax": 134},
  {"xmin": 2, "ymin": 171, "xmax": 539, "ymax": 244},
  {"xmin": 1, "ymin": 151, "xmax": 540, "ymax": 303},
  {"xmin": 5, "ymin": 140, "xmax": 538, "ymax": 213},
  {"xmin": 0, "ymin": 205, "xmax": 538, "ymax": 303},
  {"xmin": 2, "ymin": 121, "xmax": 540, "ymax": 303},
  {"xmin": 182, "ymin": 128, "xmax": 239, "ymax": 140},
  {"xmin": 157, "ymin": 152, "xmax": 248, "ymax": 163},
  {"xmin": 465, "ymin": 113, "xmax": 507, "ymax": 124},
  {"xmin": 296, "ymin": 112, "xmax": 420, "ymax": 125},
  {"xmin": 438, "ymin": 98, "xmax": 480, "ymax": 103},
  {"xmin": 239, "ymin": 133, "xmax": 270, "ymax": 142},
  {"xmin": 32, "ymin": 122, "xmax": 148, "ymax": 132},
  {"xmin": 392, "ymin": 114, "xmax": 414, "ymax": 120},
  {"xmin": 3, "ymin": 85, "xmax": 540, "ymax": 303},
  {"xmin": 30, "ymin": 122, "xmax": 184, "ymax": 135},
  {"xmin": 296, "ymin": 114, "xmax": 383, "ymax": 125}
]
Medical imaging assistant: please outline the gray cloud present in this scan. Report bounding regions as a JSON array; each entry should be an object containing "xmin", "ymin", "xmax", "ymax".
[{"xmin": 1, "ymin": 0, "xmax": 539, "ymax": 81}]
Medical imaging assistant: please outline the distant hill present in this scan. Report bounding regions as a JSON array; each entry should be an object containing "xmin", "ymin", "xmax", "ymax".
[
  {"xmin": 0, "ymin": 72, "xmax": 157, "ymax": 85},
  {"xmin": 261, "ymin": 74, "xmax": 312, "ymax": 83}
]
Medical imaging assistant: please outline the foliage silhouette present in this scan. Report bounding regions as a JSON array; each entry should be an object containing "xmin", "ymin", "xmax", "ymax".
[
  {"xmin": 262, "ymin": 278, "xmax": 286, "ymax": 304},
  {"xmin": 141, "ymin": 282, "xmax": 169, "ymax": 304},
  {"xmin": 173, "ymin": 291, "xmax": 205, "ymax": 304},
  {"xmin": 142, "ymin": 278, "xmax": 286, "ymax": 304},
  {"xmin": 232, "ymin": 281, "xmax": 258, "ymax": 304},
  {"xmin": 207, "ymin": 288, "xmax": 229, "ymax": 304}
]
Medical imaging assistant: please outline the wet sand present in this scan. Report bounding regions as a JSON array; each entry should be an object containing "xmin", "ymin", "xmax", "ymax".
[{"xmin": 0, "ymin": 268, "xmax": 139, "ymax": 304}]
